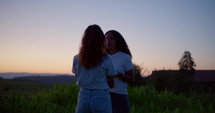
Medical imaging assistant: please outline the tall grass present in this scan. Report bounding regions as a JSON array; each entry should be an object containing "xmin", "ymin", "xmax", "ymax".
[
  {"xmin": 0, "ymin": 84, "xmax": 79, "ymax": 113},
  {"xmin": 0, "ymin": 83, "xmax": 214, "ymax": 113},
  {"xmin": 128, "ymin": 85, "xmax": 215, "ymax": 113},
  {"xmin": 0, "ymin": 79, "xmax": 52, "ymax": 95}
]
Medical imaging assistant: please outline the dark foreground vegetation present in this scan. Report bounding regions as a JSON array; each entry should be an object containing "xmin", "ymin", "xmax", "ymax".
[{"xmin": 0, "ymin": 78, "xmax": 214, "ymax": 113}]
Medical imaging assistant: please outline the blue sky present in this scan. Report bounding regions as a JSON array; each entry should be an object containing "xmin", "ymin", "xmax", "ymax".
[{"xmin": 0, "ymin": 0, "xmax": 215, "ymax": 75}]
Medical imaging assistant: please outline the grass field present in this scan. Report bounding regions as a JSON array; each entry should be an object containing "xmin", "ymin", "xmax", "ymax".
[
  {"xmin": 0, "ymin": 79, "xmax": 214, "ymax": 113},
  {"xmin": 0, "ymin": 79, "xmax": 53, "ymax": 95}
]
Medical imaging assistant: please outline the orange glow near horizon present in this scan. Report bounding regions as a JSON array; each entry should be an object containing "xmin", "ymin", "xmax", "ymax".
[
  {"xmin": 0, "ymin": 49, "xmax": 75, "ymax": 74},
  {"xmin": 1, "ymin": 50, "xmax": 215, "ymax": 75},
  {"xmin": 0, "ymin": 63, "xmax": 73, "ymax": 74}
]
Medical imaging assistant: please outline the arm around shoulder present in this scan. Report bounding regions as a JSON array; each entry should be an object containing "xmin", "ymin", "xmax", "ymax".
[
  {"xmin": 116, "ymin": 69, "xmax": 135, "ymax": 83},
  {"xmin": 107, "ymin": 76, "xmax": 114, "ymax": 88}
]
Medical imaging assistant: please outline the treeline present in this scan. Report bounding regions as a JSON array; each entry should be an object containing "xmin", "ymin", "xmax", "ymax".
[
  {"xmin": 130, "ymin": 69, "xmax": 200, "ymax": 94},
  {"xmin": 130, "ymin": 51, "xmax": 215, "ymax": 94}
]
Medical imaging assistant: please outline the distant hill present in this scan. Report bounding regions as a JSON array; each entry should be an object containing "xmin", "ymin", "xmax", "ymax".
[
  {"xmin": 0, "ymin": 73, "xmax": 74, "ymax": 79},
  {"xmin": 0, "ymin": 73, "xmax": 76, "ymax": 85},
  {"xmin": 13, "ymin": 75, "xmax": 76, "ymax": 85},
  {"xmin": 0, "ymin": 73, "xmax": 36, "ymax": 79}
]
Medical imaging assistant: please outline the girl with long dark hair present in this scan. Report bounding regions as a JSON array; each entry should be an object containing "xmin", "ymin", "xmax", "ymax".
[
  {"xmin": 105, "ymin": 30, "xmax": 134, "ymax": 113},
  {"xmin": 72, "ymin": 25, "xmax": 116, "ymax": 113}
]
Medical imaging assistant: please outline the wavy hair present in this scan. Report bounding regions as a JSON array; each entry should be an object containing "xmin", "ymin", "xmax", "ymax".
[
  {"xmin": 105, "ymin": 30, "xmax": 132, "ymax": 58},
  {"xmin": 78, "ymin": 24, "xmax": 106, "ymax": 68}
]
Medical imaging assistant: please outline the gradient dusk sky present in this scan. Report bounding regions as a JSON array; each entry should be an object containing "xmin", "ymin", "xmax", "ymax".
[{"xmin": 0, "ymin": 0, "xmax": 215, "ymax": 75}]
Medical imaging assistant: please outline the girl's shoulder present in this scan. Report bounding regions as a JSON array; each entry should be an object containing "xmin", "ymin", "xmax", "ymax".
[
  {"xmin": 117, "ymin": 52, "xmax": 131, "ymax": 59},
  {"xmin": 102, "ymin": 54, "xmax": 110, "ymax": 60},
  {"xmin": 102, "ymin": 54, "xmax": 112, "ymax": 63},
  {"xmin": 73, "ymin": 54, "xmax": 79, "ymax": 65},
  {"xmin": 73, "ymin": 55, "xmax": 78, "ymax": 60}
]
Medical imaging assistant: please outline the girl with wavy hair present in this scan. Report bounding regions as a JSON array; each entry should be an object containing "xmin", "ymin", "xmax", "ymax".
[
  {"xmin": 105, "ymin": 30, "xmax": 134, "ymax": 113},
  {"xmin": 72, "ymin": 24, "xmax": 116, "ymax": 113}
]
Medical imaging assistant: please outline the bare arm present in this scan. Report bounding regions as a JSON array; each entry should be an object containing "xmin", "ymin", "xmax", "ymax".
[
  {"xmin": 115, "ymin": 69, "xmax": 135, "ymax": 83},
  {"xmin": 107, "ymin": 76, "xmax": 114, "ymax": 88}
]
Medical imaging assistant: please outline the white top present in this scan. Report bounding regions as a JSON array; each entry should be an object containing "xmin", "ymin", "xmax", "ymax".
[
  {"xmin": 72, "ymin": 54, "xmax": 117, "ymax": 89},
  {"xmin": 109, "ymin": 52, "xmax": 133, "ymax": 95}
]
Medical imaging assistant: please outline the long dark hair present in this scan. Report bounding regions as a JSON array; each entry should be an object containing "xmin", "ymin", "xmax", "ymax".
[
  {"xmin": 78, "ymin": 24, "xmax": 106, "ymax": 68},
  {"xmin": 105, "ymin": 30, "xmax": 132, "ymax": 58}
]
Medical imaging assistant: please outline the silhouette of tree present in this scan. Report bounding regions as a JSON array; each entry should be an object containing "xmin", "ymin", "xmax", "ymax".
[
  {"xmin": 129, "ymin": 64, "xmax": 146, "ymax": 86},
  {"xmin": 134, "ymin": 64, "xmax": 142, "ymax": 76},
  {"xmin": 178, "ymin": 51, "xmax": 196, "ymax": 73}
]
